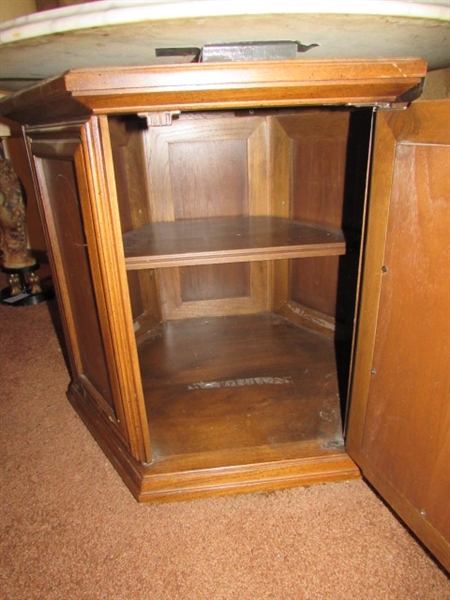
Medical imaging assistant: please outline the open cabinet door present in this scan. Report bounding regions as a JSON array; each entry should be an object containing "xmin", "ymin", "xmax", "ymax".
[{"xmin": 346, "ymin": 99, "xmax": 450, "ymax": 572}]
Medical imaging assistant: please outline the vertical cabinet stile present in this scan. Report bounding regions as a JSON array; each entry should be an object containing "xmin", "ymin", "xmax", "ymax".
[{"xmin": 80, "ymin": 116, "xmax": 152, "ymax": 464}]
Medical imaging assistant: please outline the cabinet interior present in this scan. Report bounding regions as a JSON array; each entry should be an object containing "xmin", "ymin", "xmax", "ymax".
[{"xmin": 109, "ymin": 107, "xmax": 373, "ymax": 469}]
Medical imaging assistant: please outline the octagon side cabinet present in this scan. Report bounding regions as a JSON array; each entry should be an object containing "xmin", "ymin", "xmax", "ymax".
[{"xmin": 1, "ymin": 58, "xmax": 448, "ymax": 572}]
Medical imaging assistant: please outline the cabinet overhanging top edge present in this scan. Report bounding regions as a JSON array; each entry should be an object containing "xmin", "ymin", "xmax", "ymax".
[{"xmin": 0, "ymin": 58, "xmax": 427, "ymax": 125}]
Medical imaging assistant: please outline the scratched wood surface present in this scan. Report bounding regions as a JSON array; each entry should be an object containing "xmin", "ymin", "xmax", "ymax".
[{"xmin": 138, "ymin": 313, "xmax": 344, "ymax": 459}]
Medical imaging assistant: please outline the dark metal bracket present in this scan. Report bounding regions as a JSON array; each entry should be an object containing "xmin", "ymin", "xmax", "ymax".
[{"xmin": 155, "ymin": 40, "xmax": 319, "ymax": 63}]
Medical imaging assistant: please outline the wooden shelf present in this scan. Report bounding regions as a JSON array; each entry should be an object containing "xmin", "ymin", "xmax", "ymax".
[{"xmin": 123, "ymin": 216, "xmax": 346, "ymax": 269}]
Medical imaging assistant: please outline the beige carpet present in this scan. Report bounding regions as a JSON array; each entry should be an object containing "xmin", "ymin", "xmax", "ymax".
[{"xmin": 1, "ymin": 295, "xmax": 449, "ymax": 600}]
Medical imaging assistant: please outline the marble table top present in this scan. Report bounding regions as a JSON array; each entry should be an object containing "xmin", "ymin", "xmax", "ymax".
[{"xmin": 1, "ymin": 1, "xmax": 449, "ymax": 91}]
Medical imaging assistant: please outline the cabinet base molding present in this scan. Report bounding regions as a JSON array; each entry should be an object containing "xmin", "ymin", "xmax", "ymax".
[{"xmin": 69, "ymin": 383, "xmax": 360, "ymax": 503}]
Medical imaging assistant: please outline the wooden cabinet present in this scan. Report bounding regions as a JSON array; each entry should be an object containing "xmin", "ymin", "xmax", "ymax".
[{"xmin": 1, "ymin": 58, "xmax": 448, "ymax": 571}]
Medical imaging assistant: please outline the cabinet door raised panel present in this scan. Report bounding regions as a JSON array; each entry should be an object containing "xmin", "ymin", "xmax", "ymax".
[
  {"xmin": 346, "ymin": 100, "xmax": 450, "ymax": 572},
  {"xmin": 29, "ymin": 131, "xmax": 118, "ymax": 419}
]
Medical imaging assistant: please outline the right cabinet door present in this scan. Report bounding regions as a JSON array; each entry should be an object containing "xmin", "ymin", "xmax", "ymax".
[{"xmin": 346, "ymin": 99, "xmax": 450, "ymax": 572}]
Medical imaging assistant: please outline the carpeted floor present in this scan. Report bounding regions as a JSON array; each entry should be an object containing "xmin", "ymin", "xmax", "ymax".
[{"xmin": 1, "ymin": 292, "xmax": 449, "ymax": 600}]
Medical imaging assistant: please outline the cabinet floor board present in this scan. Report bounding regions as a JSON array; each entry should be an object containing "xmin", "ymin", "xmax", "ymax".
[{"xmin": 138, "ymin": 313, "xmax": 344, "ymax": 465}]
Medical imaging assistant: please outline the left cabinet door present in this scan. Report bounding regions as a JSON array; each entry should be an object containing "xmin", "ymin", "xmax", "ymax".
[{"xmin": 26, "ymin": 118, "xmax": 151, "ymax": 465}]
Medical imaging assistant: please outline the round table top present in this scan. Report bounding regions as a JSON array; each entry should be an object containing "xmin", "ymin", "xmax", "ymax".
[{"xmin": 1, "ymin": 0, "xmax": 449, "ymax": 91}]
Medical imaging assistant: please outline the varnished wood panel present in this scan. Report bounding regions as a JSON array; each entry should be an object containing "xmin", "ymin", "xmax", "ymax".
[
  {"xmin": 170, "ymin": 138, "xmax": 248, "ymax": 220},
  {"xmin": 108, "ymin": 116, "xmax": 161, "ymax": 334},
  {"xmin": 283, "ymin": 112, "xmax": 350, "ymax": 226},
  {"xmin": 35, "ymin": 155, "xmax": 115, "ymax": 414},
  {"xmin": 268, "ymin": 110, "xmax": 372, "ymax": 341},
  {"xmin": 346, "ymin": 100, "xmax": 450, "ymax": 572},
  {"xmin": 288, "ymin": 113, "xmax": 348, "ymax": 319},
  {"xmin": 27, "ymin": 126, "xmax": 145, "ymax": 452},
  {"xmin": 275, "ymin": 111, "xmax": 371, "ymax": 330},
  {"xmin": 108, "ymin": 116, "xmax": 152, "ymax": 233},
  {"xmin": 180, "ymin": 263, "xmax": 250, "ymax": 302},
  {"xmin": 158, "ymin": 262, "xmax": 270, "ymax": 320},
  {"xmin": 144, "ymin": 114, "xmax": 266, "ymax": 221}
]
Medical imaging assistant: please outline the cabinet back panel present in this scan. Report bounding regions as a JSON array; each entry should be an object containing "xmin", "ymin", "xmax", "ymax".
[
  {"xmin": 145, "ymin": 115, "xmax": 270, "ymax": 319},
  {"xmin": 168, "ymin": 133, "xmax": 251, "ymax": 303},
  {"xmin": 180, "ymin": 263, "xmax": 250, "ymax": 302},
  {"xmin": 170, "ymin": 139, "xmax": 248, "ymax": 219}
]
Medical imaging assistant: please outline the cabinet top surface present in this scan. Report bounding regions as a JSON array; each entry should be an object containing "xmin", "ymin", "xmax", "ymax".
[{"xmin": 0, "ymin": 58, "xmax": 428, "ymax": 126}]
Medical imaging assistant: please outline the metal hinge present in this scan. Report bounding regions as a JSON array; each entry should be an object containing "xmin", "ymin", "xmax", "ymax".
[
  {"xmin": 375, "ymin": 102, "xmax": 410, "ymax": 111},
  {"xmin": 346, "ymin": 102, "xmax": 409, "ymax": 110}
]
